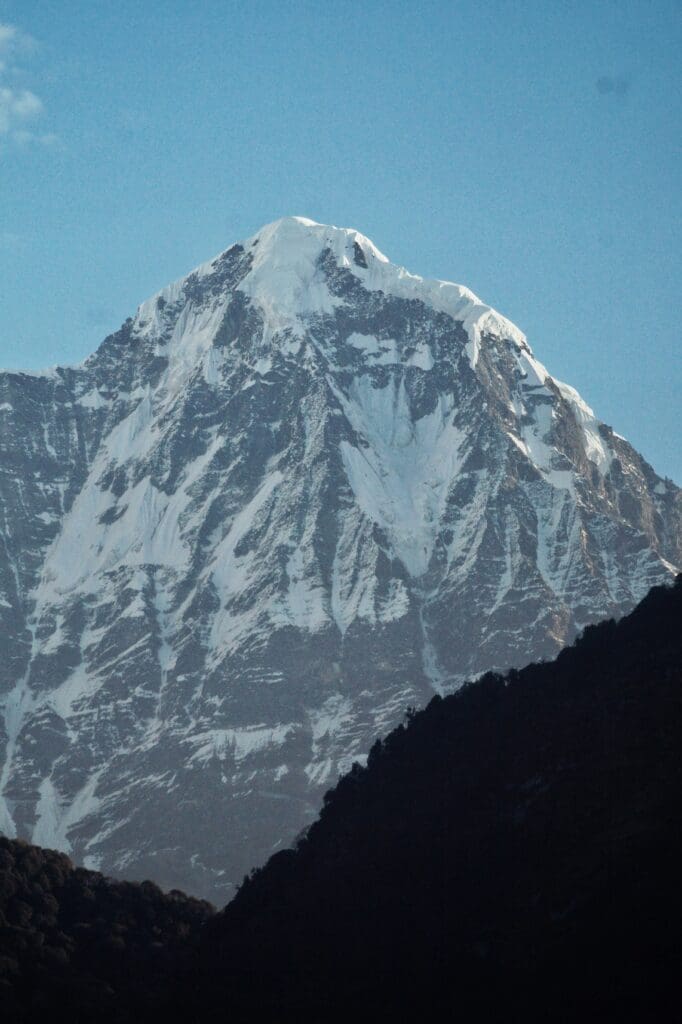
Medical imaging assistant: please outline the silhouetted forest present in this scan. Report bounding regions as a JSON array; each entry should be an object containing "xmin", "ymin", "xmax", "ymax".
[
  {"xmin": 1, "ymin": 577, "xmax": 680, "ymax": 1021},
  {"xmin": 0, "ymin": 839, "xmax": 211, "ymax": 1021},
  {"xmin": 184, "ymin": 575, "xmax": 682, "ymax": 1021}
]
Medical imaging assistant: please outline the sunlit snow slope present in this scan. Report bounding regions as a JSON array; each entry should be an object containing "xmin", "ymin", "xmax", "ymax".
[{"xmin": 0, "ymin": 217, "xmax": 680, "ymax": 900}]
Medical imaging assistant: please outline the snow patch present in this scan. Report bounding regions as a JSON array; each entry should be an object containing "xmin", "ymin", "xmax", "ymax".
[
  {"xmin": 190, "ymin": 724, "xmax": 295, "ymax": 764},
  {"xmin": 32, "ymin": 772, "xmax": 101, "ymax": 852},
  {"xmin": 77, "ymin": 389, "xmax": 110, "ymax": 410},
  {"xmin": 336, "ymin": 376, "xmax": 466, "ymax": 576},
  {"xmin": 285, "ymin": 546, "xmax": 329, "ymax": 632}
]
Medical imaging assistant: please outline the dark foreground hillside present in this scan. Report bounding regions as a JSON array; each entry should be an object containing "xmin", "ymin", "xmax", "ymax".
[
  {"xmin": 1, "ymin": 577, "xmax": 680, "ymax": 1022},
  {"xmin": 0, "ymin": 840, "xmax": 212, "ymax": 1022},
  {"xmin": 181, "ymin": 575, "xmax": 682, "ymax": 1022}
]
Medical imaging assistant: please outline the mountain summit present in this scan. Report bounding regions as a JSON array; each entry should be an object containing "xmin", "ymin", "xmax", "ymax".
[{"xmin": 0, "ymin": 217, "xmax": 679, "ymax": 899}]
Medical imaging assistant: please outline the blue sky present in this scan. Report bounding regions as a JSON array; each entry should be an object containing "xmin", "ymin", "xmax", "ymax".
[{"xmin": 0, "ymin": 0, "xmax": 680, "ymax": 482}]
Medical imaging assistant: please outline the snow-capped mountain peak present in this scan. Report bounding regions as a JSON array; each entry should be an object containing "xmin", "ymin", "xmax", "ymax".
[
  {"xmin": 134, "ymin": 216, "xmax": 528, "ymax": 369},
  {"xmin": 0, "ymin": 218, "xmax": 679, "ymax": 901}
]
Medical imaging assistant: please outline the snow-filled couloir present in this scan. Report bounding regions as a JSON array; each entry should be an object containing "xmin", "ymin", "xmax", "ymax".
[{"xmin": 0, "ymin": 216, "xmax": 680, "ymax": 900}]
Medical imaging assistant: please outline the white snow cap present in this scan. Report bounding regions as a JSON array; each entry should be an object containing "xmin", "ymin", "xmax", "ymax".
[
  {"xmin": 236, "ymin": 216, "xmax": 387, "ymax": 327},
  {"xmin": 131, "ymin": 215, "xmax": 529, "ymax": 365},
  {"xmin": 235, "ymin": 216, "xmax": 529, "ymax": 358},
  {"xmin": 246, "ymin": 216, "xmax": 390, "ymax": 265}
]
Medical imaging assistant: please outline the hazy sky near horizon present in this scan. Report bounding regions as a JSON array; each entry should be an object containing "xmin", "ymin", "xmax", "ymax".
[{"xmin": 0, "ymin": 0, "xmax": 680, "ymax": 482}]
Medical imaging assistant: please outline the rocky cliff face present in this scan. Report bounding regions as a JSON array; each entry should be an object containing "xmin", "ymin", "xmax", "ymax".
[{"xmin": 0, "ymin": 217, "xmax": 679, "ymax": 900}]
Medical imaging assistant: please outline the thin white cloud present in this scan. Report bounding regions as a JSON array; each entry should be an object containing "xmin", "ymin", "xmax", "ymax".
[
  {"xmin": 0, "ymin": 22, "xmax": 37, "ymax": 55},
  {"xmin": 0, "ymin": 24, "xmax": 18, "ymax": 48},
  {"xmin": 12, "ymin": 128, "xmax": 58, "ymax": 147},
  {"xmin": 0, "ymin": 86, "xmax": 43, "ymax": 132},
  {"xmin": 0, "ymin": 22, "xmax": 53, "ymax": 145}
]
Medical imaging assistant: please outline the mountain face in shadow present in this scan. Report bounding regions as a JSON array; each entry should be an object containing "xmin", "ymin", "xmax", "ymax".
[
  {"xmin": 185, "ymin": 575, "xmax": 682, "ymax": 1021},
  {"xmin": 1, "ymin": 577, "xmax": 680, "ymax": 1021}
]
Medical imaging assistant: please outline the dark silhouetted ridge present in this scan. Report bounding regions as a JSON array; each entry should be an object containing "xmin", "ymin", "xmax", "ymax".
[
  {"xmin": 184, "ymin": 575, "xmax": 682, "ymax": 1021},
  {"xmin": 0, "ymin": 840, "xmax": 211, "ymax": 1022}
]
